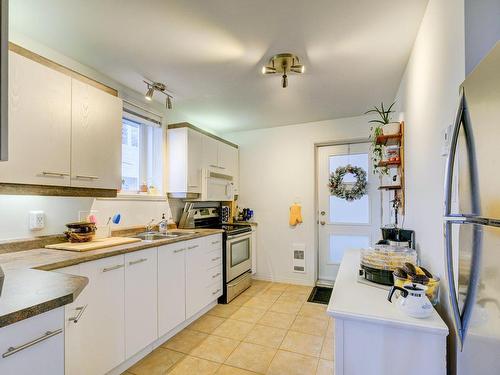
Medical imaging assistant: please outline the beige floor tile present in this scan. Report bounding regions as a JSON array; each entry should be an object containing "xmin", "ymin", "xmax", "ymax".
[
  {"xmin": 162, "ymin": 329, "xmax": 208, "ymax": 354},
  {"xmin": 258, "ymin": 311, "xmax": 296, "ymax": 330},
  {"xmin": 231, "ymin": 306, "xmax": 267, "ymax": 323},
  {"xmin": 128, "ymin": 347, "xmax": 184, "ymax": 375},
  {"xmin": 269, "ymin": 301, "xmax": 302, "ymax": 315},
  {"xmin": 326, "ymin": 318, "xmax": 335, "ymax": 338},
  {"xmin": 267, "ymin": 350, "xmax": 318, "ymax": 375},
  {"xmin": 290, "ymin": 315, "xmax": 328, "ymax": 337},
  {"xmin": 225, "ymin": 342, "xmax": 276, "ymax": 374},
  {"xmin": 188, "ymin": 314, "xmax": 226, "ymax": 334},
  {"xmin": 208, "ymin": 304, "xmax": 241, "ymax": 318},
  {"xmin": 320, "ymin": 336, "xmax": 334, "ymax": 361},
  {"xmin": 285, "ymin": 285, "xmax": 313, "ymax": 295},
  {"xmin": 257, "ymin": 289, "xmax": 282, "ymax": 301},
  {"xmin": 169, "ymin": 356, "xmax": 220, "ymax": 375},
  {"xmin": 230, "ymin": 294, "xmax": 252, "ymax": 306},
  {"xmin": 243, "ymin": 296, "xmax": 275, "ymax": 310},
  {"xmin": 242, "ymin": 284, "xmax": 268, "ymax": 296},
  {"xmin": 280, "ymin": 331, "xmax": 324, "ymax": 357},
  {"xmin": 190, "ymin": 335, "xmax": 240, "ymax": 363},
  {"xmin": 298, "ymin": 303, "xmax": 329, "ymax": 321},
  {"xmin": 216, "ymin": 364, "xmax": 259, "ymax": 375},
  {"xmin": 243, "ymin": 324, "xmax": 287, "ymax": 349},
  {"xmin": 316, "ymin": 359, "xmax": 333, "ymax": 375},
  {"xmin": 276, "ymin": 292, "xmax": 308, "ymax": 304},
  {"xmin": 265, "ymin": 283, "xmax": 290, "ymax": 292},
  {"xmin": 212, "ymin": 319, "xmax": 255, "ymax": 340}
]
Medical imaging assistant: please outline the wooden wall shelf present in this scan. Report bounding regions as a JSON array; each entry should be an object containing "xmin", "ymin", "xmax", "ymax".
[
  {"xmin": 375, "ymin": 133, "xmax": 402, "ymax": 146},
  {"xmin": 378, "ymin": 185, "xmax": 402, "ymax": 190},
  {"xmin": 377, "ymin": 160, "xmax": 401, "ymax": 167}
]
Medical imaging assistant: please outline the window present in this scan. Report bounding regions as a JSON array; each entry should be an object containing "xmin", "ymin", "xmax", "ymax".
[{"xmin": 121, "ymin": 106, "xmax": 163, "ymax": 194}]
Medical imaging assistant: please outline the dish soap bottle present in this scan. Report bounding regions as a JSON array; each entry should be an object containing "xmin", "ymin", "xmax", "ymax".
[{"xmin": 159, "ymin": 213, "xmax": 168, "ymax": 234}]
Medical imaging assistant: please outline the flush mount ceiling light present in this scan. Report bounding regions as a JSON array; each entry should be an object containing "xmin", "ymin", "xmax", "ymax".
[
  {"xmin": 143, "ymin": 80, "xmax": 174, "ymax": 109},
  {"xmin": 262, "ymin": 53, "xmax": 305, "ymax": 88}
]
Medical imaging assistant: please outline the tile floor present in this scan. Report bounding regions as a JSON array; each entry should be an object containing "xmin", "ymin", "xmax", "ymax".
[{"xmin": 124, "ymin": 280, "xmax": 334, "ymax": 375}]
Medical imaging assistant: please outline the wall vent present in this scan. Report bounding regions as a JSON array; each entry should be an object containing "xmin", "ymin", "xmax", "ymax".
[{"xmin": 292, "ymin": 243, "xmax": 306, "ymax": 273}]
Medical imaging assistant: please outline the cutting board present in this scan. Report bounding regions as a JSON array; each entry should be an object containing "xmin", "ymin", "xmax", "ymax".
[{"xmin": 46, "ymin": 237, "xmax": 141, "ymax": 252}]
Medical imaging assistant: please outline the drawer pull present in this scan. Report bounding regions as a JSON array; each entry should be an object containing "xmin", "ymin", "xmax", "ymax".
[
  {"xmin": 102, "ymin": 264, "xmax": 124, "ymax": 272},
  {"xmin": 211, "ymin": 241, "xmax": 220, "ymax": 245},
  {"xmin": 211, "ymin": 256, "xmax": 221, "ymax": 261},
  {"xmin": 188, "ymin": 245, "xmax": 199, "ymax": 250},
  {"xmin": 75, "ymin": 174, "xmax": 100, "ymax": 180},
  {"xmin": 129, "ymin": 258, "xmax": 147, "ymax": 266},
  {"xmin": 68, "ymin": 304, "xmax": 88, "ymax": 323},
  {"xmin": 174, "ymin": 248, "xmax": 185, "ymax": 253},
  {"xmin": 212, "ymin": 288, "xmax": 221, "ymax": 295},
  {"xmin": 212, "ymin": 272, "xmax": 221, "ymax": 279},
  {"xmin": 2, "ymin": 329, "xmax": 63, "ymax": 358},
  {"xmin": 41, "ymin": 171, "xmax": 70, "ymax": 177}
]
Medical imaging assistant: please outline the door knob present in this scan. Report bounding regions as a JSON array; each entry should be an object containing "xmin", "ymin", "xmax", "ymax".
[
  {"xmin": 320, "ymin": 211, "xmax": 326, "ymax": 216},
  {"xmin": 320, "ymin": 221, "xmax": 325, "ymax": 225}
]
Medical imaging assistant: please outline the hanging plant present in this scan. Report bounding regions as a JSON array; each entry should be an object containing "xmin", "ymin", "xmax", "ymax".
[
  {"xmin": 365, "ymin": 101, "xmax": 397, "ymax": 175},
  {"xmin": 328, "ymin": 164, "xmax": 367, "ymax": 201}
]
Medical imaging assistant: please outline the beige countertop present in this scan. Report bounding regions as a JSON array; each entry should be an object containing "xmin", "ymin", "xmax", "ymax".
[{"xmin": 0, "ymin": 228, "xmax": 222, "ymax": 328}]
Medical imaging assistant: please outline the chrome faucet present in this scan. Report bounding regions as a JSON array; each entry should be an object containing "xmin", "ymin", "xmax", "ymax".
[{"xmin": 145, "ymin": 219, "xmax": 156, "ymax": 233}]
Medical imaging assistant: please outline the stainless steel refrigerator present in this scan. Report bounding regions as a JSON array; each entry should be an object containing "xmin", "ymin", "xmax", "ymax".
[{"xmin": 444, "ymin": 41, "xmax": 500, "ymax": 375}]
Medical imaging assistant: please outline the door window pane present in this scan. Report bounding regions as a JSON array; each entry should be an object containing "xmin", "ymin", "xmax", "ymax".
[
  {"xmin": 329, "ymin": 234, "xmax": 370, "ymax": 264},
  {"xmin": 329, "ymin": 153, "xmax": 369, "ymax": 224}
]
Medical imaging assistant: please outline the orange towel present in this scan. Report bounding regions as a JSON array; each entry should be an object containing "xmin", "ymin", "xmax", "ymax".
[{"xmin": 289, "ymin": 204, "xmax": 303, "ymax": 226}]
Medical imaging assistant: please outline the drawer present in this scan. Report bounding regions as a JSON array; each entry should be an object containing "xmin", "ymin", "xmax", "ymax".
[
  {"xmin": 205, "ymin": 265, "xmax": 222, "ymax": 284},
  {"xmin": 206, "ymin": 248, "xmax": 222, "ymax": 268},
  {"xmin": 206, "ymin": 234, "xmax": 223, "ymax": 250},
  {"xmin": 207, "ymin": 280, "xmax": 223, "ymax": 300}
]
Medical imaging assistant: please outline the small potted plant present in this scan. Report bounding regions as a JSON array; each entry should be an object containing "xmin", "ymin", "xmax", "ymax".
[{"xmin": 365, "ymin": 101, "xmax": 399, "ymax": 175}]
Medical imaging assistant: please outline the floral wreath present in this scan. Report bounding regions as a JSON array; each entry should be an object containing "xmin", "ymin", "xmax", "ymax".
[{"xmin": 328, "ymin": 164, "xmax": 367, "ymax": 201}]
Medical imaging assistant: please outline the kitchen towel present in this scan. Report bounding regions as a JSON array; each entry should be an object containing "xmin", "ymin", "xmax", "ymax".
[{"xmin": 289, "ymin": 204, "xmax": 303, "ymax": 226}]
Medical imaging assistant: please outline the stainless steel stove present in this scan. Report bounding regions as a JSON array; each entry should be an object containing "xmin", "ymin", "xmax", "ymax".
[{"xmin": 179, "ymin": 202, "xmax": 253, "ymax": 303}]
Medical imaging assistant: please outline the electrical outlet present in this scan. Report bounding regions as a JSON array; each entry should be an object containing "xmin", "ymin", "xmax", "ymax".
[{"xmin": 29, "ymin": 211, "xmax": 45, "ymax": 231}]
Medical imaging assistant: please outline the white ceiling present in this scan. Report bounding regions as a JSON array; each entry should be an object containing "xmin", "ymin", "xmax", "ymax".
[{"xmin": 10, "ymin": 0, "xmax": 428, "ymax": 133}]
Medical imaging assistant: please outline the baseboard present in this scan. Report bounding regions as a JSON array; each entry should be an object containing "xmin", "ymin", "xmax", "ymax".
[
  {"xmin": 252, "ymin": 273, "xmax": 315, "ymax": 286},
  {"xmin": 107, "ymin": 300, "xmax": 218, "ymax": 375}
]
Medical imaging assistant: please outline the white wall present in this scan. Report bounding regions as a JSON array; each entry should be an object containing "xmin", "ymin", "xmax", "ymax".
[
  {"xmin": 394, "ymin": 0, "xmax": 464, "ymax": 371},
  {"xmin": 0, "ymin": 34, "xmax": 172, "ymax": 241},
  {"xmin": 225, "ymin": 116, "xmax": 371, "ymax": 285}
]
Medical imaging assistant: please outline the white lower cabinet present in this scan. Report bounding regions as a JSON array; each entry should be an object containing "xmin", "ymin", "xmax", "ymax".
[
  {"xmin": 186, "ymin": 235, "xmax": 223, "ymax": 319},
  {"xmin": 125, "ymin": 248, "xmax": 158, "ymax": 358},
  {"xmin": 0, "ymin": 308, "xmax": 64, "ymax": 375},
  {"xmin": 158, "ymin": 242, "xmax": 187, "ymax": 337},
  {"xmin": 62, "ymin": 256, "xmax": 125, "ymax": 375}
]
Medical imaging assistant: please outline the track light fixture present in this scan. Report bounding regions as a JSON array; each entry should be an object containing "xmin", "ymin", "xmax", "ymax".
[
  {"xmin": 262, "ymin": 53, "xmax": 305, "ymax": 88},
  {"xmin": 143, "ymin": 80, "xmax": 174, "ymax": 109}
]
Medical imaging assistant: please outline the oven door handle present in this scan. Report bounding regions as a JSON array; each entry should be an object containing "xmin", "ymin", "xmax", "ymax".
[{"xmin": 227, "ymin": 232, "xmax": 252, "ymax": 240}]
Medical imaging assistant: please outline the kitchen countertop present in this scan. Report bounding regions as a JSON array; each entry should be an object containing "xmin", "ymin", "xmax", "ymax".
[
  {"xmin": 0, "ymin": 268, "xmax": 88, "ymax": 328},
  {"xmin": 0, "ymin": 229, "xmax": 223, "ymax": 271},
  {"xmin": 327, "ymin": 249, "xmax": 448, "ymax": 335},
  {"xmin": 0, "ymin": 228, "xmax": 223, "ymax": 327}
]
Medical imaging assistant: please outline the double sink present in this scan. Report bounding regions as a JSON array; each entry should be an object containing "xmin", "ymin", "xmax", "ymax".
[{"xmin": 134, "ymin": 230, "xmax": 197, "ymax": 242}]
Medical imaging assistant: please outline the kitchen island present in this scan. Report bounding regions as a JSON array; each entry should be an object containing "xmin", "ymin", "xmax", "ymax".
[{"xmin": 327, "ymin": 249, "xmax": 448, "ymax": 375}]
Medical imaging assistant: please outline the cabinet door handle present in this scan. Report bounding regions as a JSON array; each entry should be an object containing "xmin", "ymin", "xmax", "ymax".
[
  {"xmin": 212, "ymin": 272, "xmax": 221, "ymax": 279},
  {"xmin": 129, "ymin": 258, "xmax": 147, "ymax": 266},
  {"xmin": 174, "ymin": 248, "xmax": 186, "ymax": 253},
  {"xmin": 102, "ymin": 264, "xmax": 124, "ymax": 272},
  {"xmin": 68, "ymin": 304, "xmax": 88, "ymax": 323},
  {"xmin": 212, "ymin": 288, "xmax": 221, "ymax": 295},
  {"xmin": 2, "ymin": 329, "xmax": 63, "ymax": 358},
  {"xmin": 188, "ymin": 245, "xmax": 199, "ymax": 250},
  {"xmin": 211, "ymin": 256, "xmax": 221, "ymax": 261},
  {"xmin": 41, "ymin": 171, "xmax": 70, "ymax": 177},
  {"xmin": 75, "ymin": 175, "xmax": 100, "ymax": 180},
  {"xmin": 188, "ymin": 185, "xmax": 198, "ymax": 188}
]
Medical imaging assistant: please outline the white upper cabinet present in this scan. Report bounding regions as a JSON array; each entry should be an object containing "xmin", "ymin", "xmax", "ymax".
[
  {"xmin": 71, "ymin": 79, "xmax": 123, "ymax": 189},
  {"xmin": 0, "ymin": 51, "xmax": 72, "ymax": 185},
  {"xmin": 167, "ymin": 124, "xmax": 239, "ymax": 197},
  {"xmin": 202, "ymin": 135, "xmax": 219, "ymax": 169}
]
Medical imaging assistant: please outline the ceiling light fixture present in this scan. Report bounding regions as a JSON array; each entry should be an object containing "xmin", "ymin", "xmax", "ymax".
[
  {"xmin": 143, "ymin": 80, "xmax": 174, "ymax": 109},
  {"xmin": 261, "ymin": 53, "xmax": 305, "ymax": 88}
]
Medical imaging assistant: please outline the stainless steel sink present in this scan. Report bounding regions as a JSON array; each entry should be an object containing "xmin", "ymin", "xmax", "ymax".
[
  {"xmin": 134, "ymin": 232, "xmax": 179, "ymax": 241},
  {"xmin": 166, "ymin": 230, "xmax": 196, "ymax": 236}
]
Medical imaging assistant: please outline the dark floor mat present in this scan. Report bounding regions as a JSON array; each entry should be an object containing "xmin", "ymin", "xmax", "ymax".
[{"xmin": 307, "ymin": 286, "xmax": 333, "ymax": 305}]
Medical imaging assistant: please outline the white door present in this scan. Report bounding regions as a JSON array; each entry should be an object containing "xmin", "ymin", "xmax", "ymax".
[{"xmin": 317, "ymin": 143, "xmax": 381, "ymax": 283}]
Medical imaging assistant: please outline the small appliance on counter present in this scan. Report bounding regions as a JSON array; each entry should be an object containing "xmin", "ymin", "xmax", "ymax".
[
  {"xmin": 388, "ymin": 283, "xmax": 433, "ymax": 319},
  {"xmin": 377, "ymin": 227, "xmax": 415, "ymax": 248}
]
